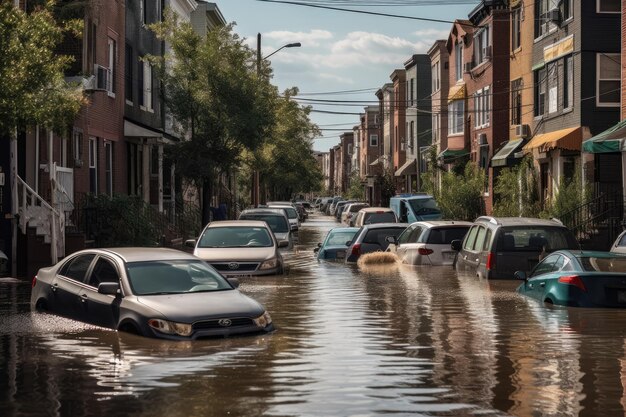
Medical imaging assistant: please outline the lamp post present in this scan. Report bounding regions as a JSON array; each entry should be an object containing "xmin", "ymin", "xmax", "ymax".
[{"xmin": 252, "ymin": 34, "xmax": 301, "ymax": 207}]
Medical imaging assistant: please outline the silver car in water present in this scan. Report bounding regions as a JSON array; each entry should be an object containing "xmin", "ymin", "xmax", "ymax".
[{"xmin": 188, "ymin": 220, "xmax": 285, "ymax": 276}]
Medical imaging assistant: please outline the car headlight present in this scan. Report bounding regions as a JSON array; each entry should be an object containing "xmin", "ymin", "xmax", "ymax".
[
  {"xmin": 148, "ymin": 319, "xmax": 193, "ymax": 337},
  {"xmin": 253, "ymin": 311, "xmax": 272, "ymax": 328},
  {"xmin": 259, "ymin": 257, "xmax": 279, "ymax": 270}
]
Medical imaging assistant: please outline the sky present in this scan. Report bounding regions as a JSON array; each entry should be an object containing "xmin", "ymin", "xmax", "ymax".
[{"xmin": 215, "ymin": 0, "xmax": 479, "ymax": 152}]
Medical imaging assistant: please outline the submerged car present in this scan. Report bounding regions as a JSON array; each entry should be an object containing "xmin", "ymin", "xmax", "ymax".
[
  {"xmin": 315, "ymin": 227, "xmax": 359, "ymax": 261},
  {"xmin": 268, "ymin": 205, "xmax": 300, "ymax": 231},
  {"xmin": 345, "ymin": 223, "xmax": 409, "ymax": 263},
  {"xmin": 352, "ymin": 207, "xmax": 398, "ymax": 227},
  {"xmin": 189, "ymin": 220, "xmax": 284, "ymax": 276},
  {"xmin": 30, "ymin": 248, "xmax": 274, "ymax": 339},
  {"xmin": 516, "ymin": 250, "xmax": 626, "ymax": 308},
  {"xmin": 386, "ymin": 221, "xmax": 472, "ymax": 265},
  {"xmin": 238, "ymin": 208, "xmax": 292, "ymax": 248}
]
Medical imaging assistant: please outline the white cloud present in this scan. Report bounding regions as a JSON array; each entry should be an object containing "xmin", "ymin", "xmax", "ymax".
[
  {"xmin": 413, "ymin": 28, "xmax": 450, "ymax": 40},
  {"xmin": 263, "ymin": 29, "xmax": 333, "ymax": 48}
]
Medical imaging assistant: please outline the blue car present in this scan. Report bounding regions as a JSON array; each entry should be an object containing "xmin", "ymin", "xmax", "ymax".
[
  {"xmin": 315, "ymin": 227, "xmax": 359, "ymax": 261},
  {"xmin": 516, "ymin": 250, "xmax": 626, "ymax": 308}
]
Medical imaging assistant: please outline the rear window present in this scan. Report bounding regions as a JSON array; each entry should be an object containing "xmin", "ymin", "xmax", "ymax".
[
  {"xmin": 364, "ymin": 212, "xmax": 396, "ymax": 224},
  {"xmin": 578, "ymin": 256, "xmax": 626, "ymax": 273},
  {"xmin": 349, "ymin": 204, "xmax": 368, "ymax": 212},
  {"xmin": 425, "ymin": 226, "xmax": 470, "ymax": 244},
  {"xmin": 496, "ymin": 226, "xmax": 578, "ymax": 252},
  {"xmin": 239, "ymin": 214, "xmax": 289, "ymax": 233},
  {"xmin": 363, "ymin": 227, "xmax": 406, "ymax": 247}
]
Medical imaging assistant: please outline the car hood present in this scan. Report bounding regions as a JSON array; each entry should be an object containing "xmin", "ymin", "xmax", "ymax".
[
  {"xmin": 136, "ymin": 290, "xmax": 265, "ymax": 322},
  {"xmin": 194, "ymin": 247, "xmax": 276, "ymax": 262}
]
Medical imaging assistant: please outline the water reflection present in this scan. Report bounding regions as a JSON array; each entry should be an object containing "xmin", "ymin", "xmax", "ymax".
[{"xmin": 1, "ymin": 214, "xmax": 626, "ymax": 416}]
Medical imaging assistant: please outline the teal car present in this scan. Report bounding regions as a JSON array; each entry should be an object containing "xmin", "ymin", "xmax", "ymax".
[
  {"xmin": 516, "ymin": 250, "xmax": 626, "ymax": 308},
  {"xmin": 314, "ymin": 227, "xmax": 359, "ymax": 261}
]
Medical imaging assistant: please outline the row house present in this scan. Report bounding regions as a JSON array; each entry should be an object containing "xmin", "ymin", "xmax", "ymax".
[
  {"xmin": 391, "ymin": 70, "xmax": 407, "ymax": 192},
  {"xmin": 339, "ymin": 132, "xmax": 354, "ymax": 193},
  {"xmin": 330, "ymin": 146, "xmax": 339, "ymax": 194},
  {"xmin": 351, "ymin": 125, "xmax": 361, "ymax": 178},
  {"xmin": 358, "ymin": 107, "xmax": 381, "ymax": 205},
  {"xmin": 2, "ymin": 1, "xmax": 225, "ymax": 277},
  {"xmin": 375, "ymin": 83, "xmax": 394, "ymax": 175},
  {"xmin": 403, "ymin": 54, "xmax": 432, "ymax": 191},
  {"xmin": 428, "ymin": 41, "xmax": 450, "ymax": 186},
  {"xmin": 529, "ymin": 0, "xmax": 620, "ymax": 205}
]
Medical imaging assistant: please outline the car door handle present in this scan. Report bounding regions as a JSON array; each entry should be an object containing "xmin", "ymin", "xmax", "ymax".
[
  {"xmin": 540, "ymin": 282, "xmax": 545, "ymax": 287},
  {"xmin": 80, "ymin": 293, "xmax": 88, "ymax": 303}
]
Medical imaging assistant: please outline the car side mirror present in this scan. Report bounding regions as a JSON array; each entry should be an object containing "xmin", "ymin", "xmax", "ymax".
[
  {"xmin": 451, "ymin": 240, "xmax": 462, "ymax": 251},
  {"xmin": 313, "ymin": 243, "xmax": 321, "ymax": 253},
  {"xmin": 227, "ymin": 277, "xmax": 240, "ymax": 288},
  {"xmin": 514, "ymin": 270, "xmax": 527, "ymax": 281},
  {"xmin": 185, "ymin": 239, "xmax": 197, "ymax": 248},
  {"xmin": 385, "ymin": 236, "xmax": 397, "ymax": 244},
  {"xmin": 98, "ymin": 282, "xmax": 120, "ymax": 296}
]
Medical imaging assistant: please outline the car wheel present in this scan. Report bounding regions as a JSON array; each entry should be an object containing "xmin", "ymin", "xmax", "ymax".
[
  {"xmin": 119, "ymin": 321, "xmax": 141, "ymax": 335},
  {"xmin": 35, "ymin": 299, "xmax": 48, "ymax": 311}
]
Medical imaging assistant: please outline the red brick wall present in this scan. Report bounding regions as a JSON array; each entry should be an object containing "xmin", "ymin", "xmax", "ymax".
[{"xmin": 622, "ymin": 0, "xmax": 626, "ymax": 119}]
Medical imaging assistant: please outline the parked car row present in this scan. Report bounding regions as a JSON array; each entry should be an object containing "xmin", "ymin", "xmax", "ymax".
[{"xmin": 315, "ymin": 198, "xmax": 626, "ymax": 309}]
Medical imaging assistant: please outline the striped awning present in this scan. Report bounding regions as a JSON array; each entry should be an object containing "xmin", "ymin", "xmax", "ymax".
[
  {"xmin": 447, "ymin": 83, "xmax": 466, "ymax": 103},
  {"xmin": 582, "ymin": 118, "xmax": 626, "ymax": 153},
  {"xmin": 522, "ymin": 127, "xmax": 582, "ymax": 153}
]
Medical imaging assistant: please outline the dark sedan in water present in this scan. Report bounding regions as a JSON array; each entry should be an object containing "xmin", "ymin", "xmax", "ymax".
[
  {"xmin": 516, "ymin": 250, "xmax": 626, "ymax": 308},
  {"xmin": 30, "ymin": 248, "xmax": 274, "ymax": 340}
]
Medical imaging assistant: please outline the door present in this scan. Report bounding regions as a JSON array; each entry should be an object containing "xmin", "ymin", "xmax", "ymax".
[
  {"xmin": 51, "ymin": 254, "xmax": 96, "ymax": 317},
  {"xmin": 525, "ymin": 254, "xmax": 562, "ymax": 301},
  {"xmin": 458, "ymin": 226, "xmax": 480, "ymax": 271},
  {"xmin": 78, "ymin": 256, "xmax": 121, "ymax": 328},
  {"xmin": 399, "ymin": 225, "xmax": 423, "ymax": 264}
]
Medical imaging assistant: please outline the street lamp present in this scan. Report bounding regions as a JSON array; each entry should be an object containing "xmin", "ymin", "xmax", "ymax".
[{"xmin": 252, "ymin": 34, "xmax": 301, "ymax": 207}]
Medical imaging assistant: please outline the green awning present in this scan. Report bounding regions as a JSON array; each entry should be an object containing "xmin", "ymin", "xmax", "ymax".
[
  {"xmin": 491, "ymin": 139, "xmax": 524, "ymax": 167},
  {"xmin": 582, "ymin": 118, "xmax": 626, "ymax": 153},
  {"xmin": 438, "ymin": 148, "xmax": 469, "ymax": 163},
  {"xmin": 531, "ymin": 60, "xmax": 545, "ymax": 71}
]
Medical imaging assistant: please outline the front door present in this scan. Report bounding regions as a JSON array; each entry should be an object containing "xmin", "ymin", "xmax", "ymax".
[{"xmin": 79, "ymin": 256, "xmax": 121, "ymax": 328}]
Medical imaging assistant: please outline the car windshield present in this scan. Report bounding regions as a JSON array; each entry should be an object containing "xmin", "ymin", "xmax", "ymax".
[
  {"xmin": 495, "ymin": 226, "xmax": 579, "ymax": 252},
  {"xmin": 408, "ymin": 198, "xmax": 441, "ymax": 216},
  {"xmin": 240, "ymin": 214, "xmax": 289, "ymax": 233},
  {"xmin": 364, "ymin": 212, "xmax": 396, "ymax": 224},
  {"xmin": 326, "ymin": 230, "xmax": 358, "ymax": 246},
  {"xmin": 271, "ymin": 206, "xmax": 298, "ymax": 219},
  {"xmin": 126, "ymin": 260, "xmax": 233, "ymax": 295},
  {"xmin": 578, "ymin": 256, "xmax": 626, "ymax": 273},
  {"xmin": 349, "ymin": 204, "xmax": 367, "ymax": 212},
  {"xmin": 425, "ymin": 226, "xmax": 470, "ymax": 244},
  {"xmin": 198, "ymin": 226, "xmax": 273, "ymax": 248}
]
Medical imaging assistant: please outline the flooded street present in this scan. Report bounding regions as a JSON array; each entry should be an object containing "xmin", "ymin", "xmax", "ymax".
[{"xmin": 3, "ymin": 214, "xmax": 626, "ymax": 416}]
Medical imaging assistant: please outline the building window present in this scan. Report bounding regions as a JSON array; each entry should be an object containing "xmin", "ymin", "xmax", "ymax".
[
  {"xmin": 125, "ymin": 44, "xmax": 133, "ymax": 103},
  {"xmin": 561, "ymin": 0, "xmax": 573, "ymax": 20},
  {"xmin": 535, "ymin": 67, "xmax": 546, "ymax": 117},
  {"xmin": 432, "ymin": 60, "xmax": 440, "ymax": 93},
  {"xmin": 140, "ymin": 0, "xmax": 147, "ymax": 25},
  {"xmin": 107, "ymin": 38, "xmax": 116, "ymax": 96},
  {"xmin": 348, "ymin": 144, "xmax": 353, "ymax": 155},
  {"xmin": 89, "ymin": 137, "xmax": 98, "ymax": 194},
  {"xmin": 410, "ymin": 78, "xmax": 414, "ymax": 106},
  {"xmin": 512, "ymin": 7, "xmax": 522, "ymax": 50},
  {"xmin": 473, "ymin": 25, "xmax": 490, "ymax": 65},
  {"xmin": 479, "ymin": 143, "xmax": 489, "ymax": 194},
  {"xmin": 597, "ymin": 0, "xmax": 620, "ymax": 13},
  {"xmin": 105, "ymin": 142, "xmax": 113, "ymax": 196},
  {"xmin": 144, "ymin": 62, "xmax": 153, "ymax": 111},
  {"xmin": 597, "ymin": 53, "xmax": 620, "ymax": 106},
  {"xmin": 455, "ymin": 41, "xmax": 463, "ymax": 82},
  {"xmin": 420, "ymin": 146, "xmax": 430, "ymax": 174},
  {"xmin": 137, "ymin": 60, "xmax": 144, "ymax": 107},
  {"xmin": 474, "ymin": 87, "xmax": 491, "ymax": 128},
  {"xmin": 72, "ymin": 129, "xmax": 83, "ymax": 165},
  {"xmin": 536, "ymin": 0, "xmax": 559, "ymax": 39},
  {"xmin": 369, "ymin": 134, "xmax": 378, "ymax": 147},
  {"xmin": 564, "ymin": 55, "xmax": 573, "ymax": 110},
  {"xmin": 448, "ymin": 100, "xmax": 464, "ymax": 135},
  {"xmin": 511, "ymin": 78, "xmax": 522, "ymax": 125},
  {"xmin": 547, "ymin": 61, "xmax": 558, "ymax": 114}
]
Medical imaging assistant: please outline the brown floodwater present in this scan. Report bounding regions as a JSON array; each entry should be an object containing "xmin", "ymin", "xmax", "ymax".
[{"xmin": 2, "ymin": 213, "xmax": 626, "ymax": 416}]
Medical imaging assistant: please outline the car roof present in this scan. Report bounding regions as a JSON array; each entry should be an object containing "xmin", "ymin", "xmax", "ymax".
[
  {"xmin": 359, "ymin": 207, "xmax": 394, "ymax": 213},
  {"xmin": 410, "ymin": 220, "xmax": 473, "ymax": 228},
  {"xmin": 475, "ymin": 216, "xmax": 566, "ymax": 227},
  {"xmin": 207, "ymin": 220, "xmax": 269, "ymax": 228},
  {"xmin": 329, "ymin": 227, "xmax": 359, "ymax": 233},
  {"xmin": 97, "ymin": 247, "xmax": 197, "ymax": 263},
  {"xmin": 240, "ymin": 208, "xmax": 287, "ymax": 216},
  {"xmin": 361, "ymin": 223, "xmax": 409, "ymax": 229},
  {"xmin": 556, "ymin": 250, "xmax": 626, "ymax": 258}
]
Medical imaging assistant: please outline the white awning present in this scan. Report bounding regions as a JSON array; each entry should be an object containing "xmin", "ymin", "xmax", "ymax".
[
  {"xmin": 124, "ymin": 120, "xmax": 163, "ymax": 138},
  {"xmin": 394, "ymin": 158, "xmax": 417, "ymax": 177}
]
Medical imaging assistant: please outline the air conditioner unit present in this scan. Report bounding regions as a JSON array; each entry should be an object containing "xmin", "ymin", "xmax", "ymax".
[
  {"xmin": 515, "ymin": 124, "xmax": 530, "ymax": 138},
  {"xmin": 546, "ymin": 8, "xmax": 560, "ymax": 23},
  {"xmin": 478, "ymin": 133, "xmax": 488, "ymax": 145},
  {"xmin": 81, "ymin": 75, "xmax": 97, "ymax": 91},
  {"xmin": 464, "ymin": 62, "xmax": 472, "ymax": 73}
]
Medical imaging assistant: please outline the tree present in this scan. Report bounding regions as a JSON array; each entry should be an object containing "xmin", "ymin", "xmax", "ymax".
[
  {"xmin": 493, "ymin": 156, "xmax": 542, "ymax": 217},
  {"xmin": 346, "ymin": 171, "xmax": 364, "ymax": 200},
  {"xmin": 252, "ymin": 87, "xmax": 322, "ymax": 201},
  {"xmin": 148, "ymin": 10, "xmax": 277, "ymax": 224},
  {"xmin": 0, "ymin": 1, "xmax": 84, "ymax": 275}
]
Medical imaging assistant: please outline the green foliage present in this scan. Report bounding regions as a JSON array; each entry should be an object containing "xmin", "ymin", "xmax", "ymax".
[
  {"xmin": 83, "ymin": 194, "xmax": 162, "ymax": 247},
  {"xmin": 257, "ymin": 87, "xmax": 323, "ymax": 200},
  {"xmin": 493, "ymin": 156, "xmax": 542, "ymax": 217},
  {"xmin": 0, "ymin": 1, "xmax": 84, "ymax": 136},
  {"xmin": 547, "ymin": 161, "xmax": 589, "ymax": 219},
  {"xmin": 376, "ymin": 167, "xmax": 396, "ymax": 207},
  {"xmin": 422, "ymin": 161, "xmax": 485, "ymax": 221},
  {"xmin": 346, "ymin": 171, "xmax": 364, "ymax": 200},
  {"xmin": 148, "ymin": 10, "xmax": 277, "ymax": 187}
]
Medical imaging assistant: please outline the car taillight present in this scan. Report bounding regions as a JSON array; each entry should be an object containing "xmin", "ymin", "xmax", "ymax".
[
  {"xmin": 486, "ymin": 253, "xmax": 495, "ymax": 270},
  {"xmin": 351, "ymin": 243, "xmax": 361, "ymax": 256},
  {"xmin": 32, "ymin": 276, "xmax": 37, "ymax": 288},
  {"xmin": 418, "ymin": 248, "xmax": 433, "ymax": 255},
  {"xmin": 558, "ymin": 275, "xmax": 587, "ymax": 292}
]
